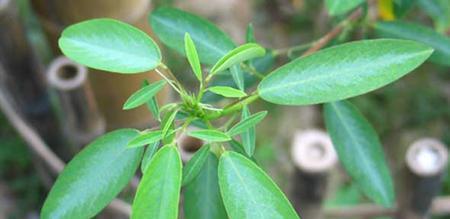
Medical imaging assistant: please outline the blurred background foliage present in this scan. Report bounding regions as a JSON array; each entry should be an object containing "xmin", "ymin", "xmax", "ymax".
[{"xmin": 0, "ymin": 0, "xmax": 449, "ymax": 218}]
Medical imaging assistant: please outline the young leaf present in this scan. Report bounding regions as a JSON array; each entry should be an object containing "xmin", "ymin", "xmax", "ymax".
[
  {"xmin": 59, "ymin": 19, "xmax": 161, "ymax": 73},
  {"xmin": 132, "ymin": 146, "xmax": 182, "ymax": 219},
  {"xmin": 185, "ymin": 33, "xmax": 203, "ymax": 82},
  {"xmin": 41, "ymin": 129, "xmax": 144, "ymax": 219},
  {"xmin": 187, "ymin": 129, "xmax": 231, "ymax": 142},
  {"xmin": 184, "ymin": 152, "xmax": 228, "ymax": 219},
  {"xmin": 123, "ymin": 80, "xmax": 166, "ymax": 110},
  {"xmin": 142, "ymin": 80, "xmax": 161, "ymax": 121},
  {"xmin": 141, "ymin": 141, "xmax": 160, "ymax": 173},
  {"xmin": 231, "ymin": 65, "xmax": 245, "ymax": 91},
  {"xmin": 208, "ymin": 86, "xmax": 247, "ymax": 98},
  {"xmin": 325, "ymin": 0, "xmax": 365, "ymax": 16},
  {"xmin": 127, "ymin": 130, "xmax": 163, "ymax": 148},
  {"xmin": 374, "ymin": 21, "xmax": 450, "ymax": 66},
  {"xmin": 258, "ymin": 39, "xmax": 433, "ymax": 105},
  {"xmin": 324, "ymin": 100, "xmax": 395, "ymax": 207},
  {"xmin": 210, "ymin": 43, "xmax": 266, "ymax": 75},
  {"xmin": 182, "ymin": 144, "xmax": 210, "ymax": 186},
  {"xmin": 227, "ymin": 111, "xmax": 267, "ymax": 137},
  {"xmin": 218, "ymin": 152, "xmax": 299, "ymax": 219},
  {"xmin": 246, "ymin": 23, "xmax": 256, "ymax": 43},
  {"xmin": 241, "ymin": 106, "xmax": 256, "ymax": 156},
  {"xmin": 161, "ymin": 109, "xmax": 178, "ymax": 138},
  {"xmin": 150, "ymin": 7, "xmax": 235, "ymax": 65}
]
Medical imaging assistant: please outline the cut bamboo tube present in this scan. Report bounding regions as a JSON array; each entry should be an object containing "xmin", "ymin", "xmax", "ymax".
[
  {"xmin": 290, "ymin": 129, "xmax": 338, "ymax": 219},
  {"xmin": 31, "ymin": 0, "xmax": 167, "ymax": 130},
  {"xmin": 397, "ymin": 138, "xmax": 449, "ymax": 219},
  {"xmin": 47, "ymin": 56, "xmax": 105, "ymax": 150}
]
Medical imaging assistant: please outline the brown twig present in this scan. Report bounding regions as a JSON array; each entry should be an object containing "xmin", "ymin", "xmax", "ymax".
[{"xmin": 301, "ymin": 8, "xmax": 363, "ymax": 57}]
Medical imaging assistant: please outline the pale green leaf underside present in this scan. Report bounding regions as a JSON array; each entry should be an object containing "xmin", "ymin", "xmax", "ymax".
[
  {"xmin": 59, "ymin": 18, "xmax": 161, "ymax": 73},
  {"xmin": 375, "ymin": 21, "xmax": 450, "ymax": 66},
  {"xmin": 218, "ymin": 152, "xmax": 300, "ymax": 219},
  {"xmin": 228, "ymin": 111, "xmax": 267, "ymax": 136},
  {"xmin": 258, "ymin": 39, "xmax": 433, "ymax": 105},
  {"xmin": 324, "ymin": 101, "xmax": 394, "ymax": 207},
  {"xmin": 182, "ymin": 144, "xmax": 210, "ymax": 186},
  {"xmin": 325, "ymin": 0, "xmax": 365, "ymax": 16},
  {"xmin": 208, "ymin": 86, "xmax": 247, "ymax": 98},
  {"xmin": 211, "ymin": 43, "xmax": 266, "ymax": 74},
  {"xmin": 123, "ymin": 80, "xmax": 166, "ymax": 110},
  {"xmin": 187, "ymin": 130, "xmax": 231, "ymax": 142},
  {"xmin": 41, "ymin": 129, "xmax": 143, "ymax": 219},
  {"xmin": 132, "ymin": 146, "xmax": 182, "ymax": 219}
]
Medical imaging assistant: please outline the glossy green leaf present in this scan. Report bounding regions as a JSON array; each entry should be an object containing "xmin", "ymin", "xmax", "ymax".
[
  {"xmin": 208, "ymin": 86, "xmax": 247, "ymax": 98},
  {"xmin": 123, "ymin": 80, "xmax": 166, "ymax": 110},
  {"xmin": 228, "ymin": 111, "xmax": 267, "ymax": 137},
  {"xmin": 142, "ymin": 80, "xmax": 161, "ymax": 121},
  {"xmin": 127, "ymin": 130, "xmax": 163, "ymax": 148},
  {"xmin": 41, "ymin": 129, "xmax": 143, "ymax": 219},
  {"xmin": 184, "ymin": 152, "xmax": 228, "ymax": 219},
  {"xmin": 210, "ymin": 43, "xmax": 266, "ymax": 75},
  {"xmin": 231, "ymin": 65, "xmax": 245, "ymax": 91},
  {"xmin": 161, "ymin": 109, "xmax": 178, "ymax": 138},
  {"xmin": 218, "ymin": 151, "xmax": 299, "ymax": 219},
  {"xmin": 374, "ymin": 21, "xmax": 450, "ymax": 66},
  {"xmin": 240, "ymin": 106, "xmax": 256, "ymax": 156},
  {"xmin": 187, "ymin": 129, "xmax": 231, "ymax": 143},
  {"xmin": 141, "ymin": 141, "xmax": 160, "ymax": 173},
  {"xmin": 59, "ymin": 19, "xmax": 161, "ymax": 73},
  {"xmin": 258, "ymin": 39, "xmax": 433, "ymax": 105},
  {"xmin": 182, "ymin": 144, "xmax": 210, "ymax": 186},
  {"xmin": 324, "ymin": 100, "xmax": 394, "ymax": 206},
  {"xmin": 132, "ymin": 146, "xmax": 182, "ymax": 219},
  {"xmin": 325, "ymin": 0, "xmax": 365, "ymax": 16},
  {"xmin": 150, "ymin": 7, "xmax": 235, "ymax": 65},
  {"xmin": 185, "ymin": 33, "xmax": 203, "ymax": 82}
]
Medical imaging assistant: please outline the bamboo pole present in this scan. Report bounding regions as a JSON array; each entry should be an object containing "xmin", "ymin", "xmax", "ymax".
[
  {"xmin": 31, "ymin": 0, "xmax": 167, "ymax": 130},
  {"xmin": 397, "ymin": 138, "xmax": 449, "ymax": 219},
  {"xmin": 47, "ymin": 56, "xmax": 105, "ymax": 150},
  {"xmin": 290, "ymin": 129, "xmax": 338, "ymax": 219}
]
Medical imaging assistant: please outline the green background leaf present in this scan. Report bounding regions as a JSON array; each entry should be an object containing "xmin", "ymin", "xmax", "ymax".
[
  {"xmin": 132, "ymin": 146, "xmax": 182, "ymax": 219},
  {"xmin": 218, "ymin": 152, "xmax": 299, "ymax": 219},
  {"xmin": 258, "ymin": 39, "xmax": 433, "ymax": 105},
  {"xmin": 241, "ymin": 106, "xmax": 256, "ymax": 156},
  {"xmin": 325, "ymin": 0, "xmax": 365, "ymax": 16},
  {"xmin": 123, "ymin": 80, "xmax": 166, "ymax": 110},
  {"xmin": 150, "ymin": 7, "xmax": 235, "ymax": 65},
  {"xmin": 59, "ymin": 19, "xmax": 161, "ymax": 73},
  {"xmin": 208, "ymin": 86, "xmax": 247, "ymax": 98},
  {"xmin": 182, "ymin": 144, "xmax": 211, "ymax": 186},
  {"xmin": 374, "ymin": 21, "xmax": 450, "ymax": 66},
  {"xmin": 41, "ymin": 129, "xmax": 143, "ymax": 219},
  {"xmin": 188, "ymin": 129, "xmax": 231, "ymax": 142},
  {"xmin": 141, "ymin": 142, "xmax": 160, "ymax": 173},
  {"xmin": 228, "ymin": 111, "xmax": 267, "ymax": 137},
  {"xmin": 324, "ymin": 100, "xmax": 395, "ymax": 206},
  {"xmin": 184, "ymin": 152, "xmax": 228, "ymax": 219}
]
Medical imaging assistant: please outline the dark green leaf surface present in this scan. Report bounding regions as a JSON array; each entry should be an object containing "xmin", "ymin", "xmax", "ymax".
[
  {"xmin": 185, "ymin": 33, "xmax": 203, "ymax": 82},
  {"xmin": 187, "ymin": 129, "xmax": 231, "ymax": 142},
  {"xmin": 218, "ymin": 152, "xmax": 299, "ymax": 219},
  {"xmin": 325, "ymin": 0, "xmax": 365, "ymax": 16},
  {"xmin": 258, "ymin": 39, "xmax": 433, "ymax": 105},
  {"xmin": 59, "ymin": 19, "xmax": 161, "ymax": 73},
  {"xmin": 132, "ymin": 146, "xmax": 182, "ymax": 219},
  {"xmin": 374, "ymin": 21, "xmax": 450, "ymax": 66},
  {"xmin": 41, "ymin": 129, "xmax": 143, "ymax": 219},
  {"xmin": 143, "ymin": 80, "xmax": 161, "ymax": 121},
  {"xmin": 141, "ymin": 142, "xmax": 160, "ymax": 173},
  {"xmin": 324, "ymin": 101, "xmax": 394, "ymax": 206},
  {"xmin": 182, "ymin": 144, "xmax": 210, "ymax": 186},
  {"xmin": 208, "ymin": 86, "xmax": 247, "ymax": 98},
  {"xmin": 123, "ymin": 80, "xmax": 166, "ymax": 110},
  {"xmin": 228, "ymin": 111, "xmax": 267, "ymax": 137},
  {"xmin": 127, "ymin": 130, "xmax": 163, "ymax": 148},
  {"xmin": 150, "ymin": 7, "xmax": 235, "ymax": 65},
  {"xmin": 184, "ymin": 152, "xmax": 228, "ymax": 219},
  {"xmin": 241, "ymin": 106, "xmax": 256, "ymax": 156},
  {"xmin": 210, "ymin": 43, "xmax": 266, "ymax": 75}
]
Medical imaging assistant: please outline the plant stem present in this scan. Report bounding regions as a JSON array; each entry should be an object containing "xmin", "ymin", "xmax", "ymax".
[
  {"xmin": 206, "ymin": 92, "xmax": 259, "ymax": 120},
  {"xmin": 155, "ymin": 67, "xmax": 182, "ymax": 94}
]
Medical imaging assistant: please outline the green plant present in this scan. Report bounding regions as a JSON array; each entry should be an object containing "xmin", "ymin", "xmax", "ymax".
[{"xmin": 40, "ymin": 5, "xmax": 440, "ymax": 219}]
